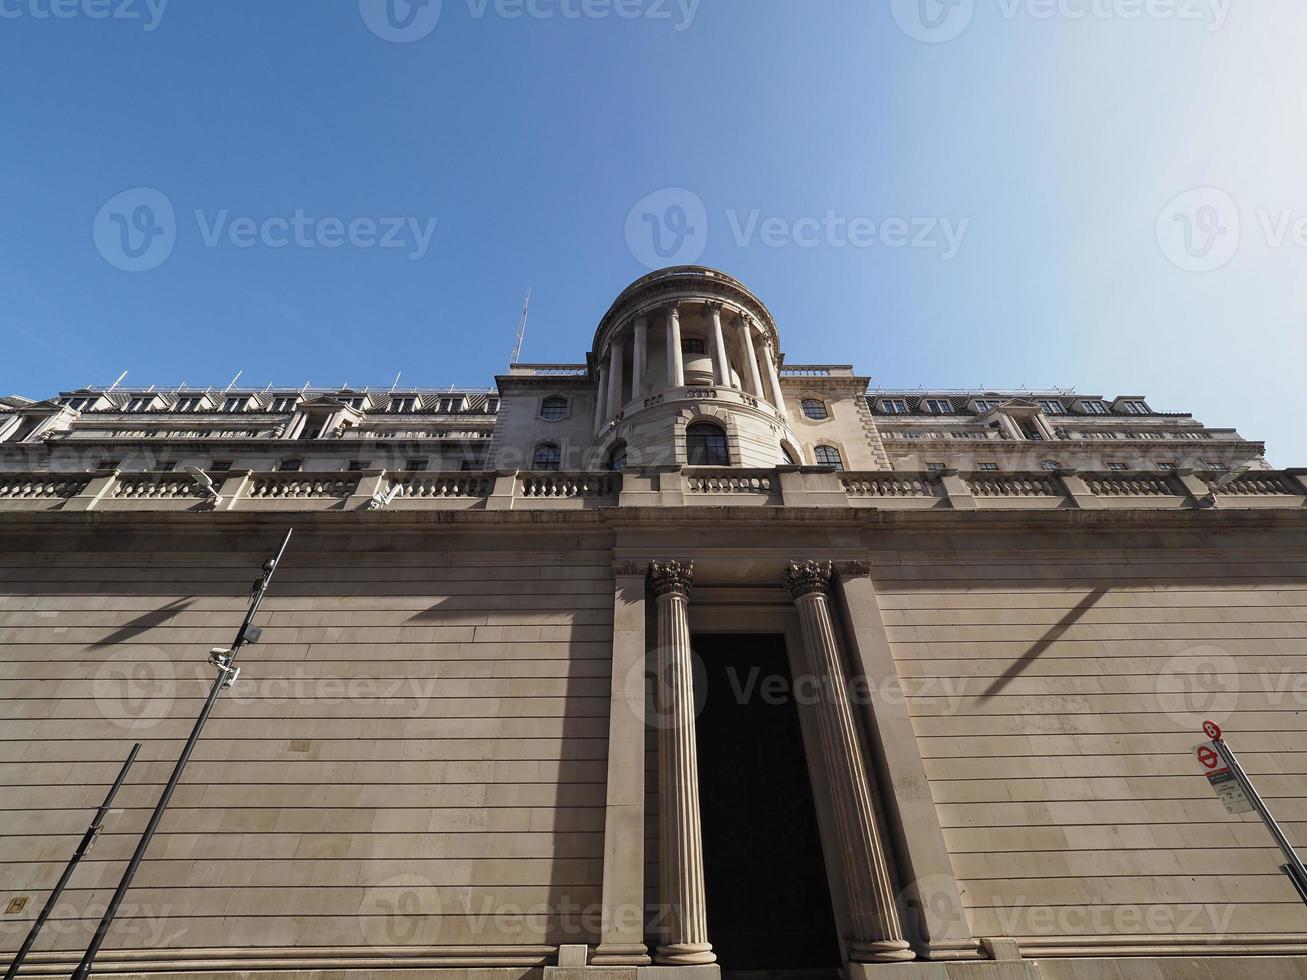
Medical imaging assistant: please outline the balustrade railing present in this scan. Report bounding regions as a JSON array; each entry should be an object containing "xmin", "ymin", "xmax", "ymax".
[{"xmin": 0, "ymin": 468, "xmax": 1302, "ymax": 513}]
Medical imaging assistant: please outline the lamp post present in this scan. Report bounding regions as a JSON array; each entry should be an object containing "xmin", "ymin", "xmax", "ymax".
[{"xmin": 70, "ymin": 529, "xmax": 293, "ymax": 980}]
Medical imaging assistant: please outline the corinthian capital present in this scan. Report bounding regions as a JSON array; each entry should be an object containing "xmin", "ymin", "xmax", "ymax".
[
  {"xmin": 649, "ymin": 559, "xmax": 694, "ymax": 599},
  {"xmin": 784, "ymin": 560, "xmax": 833, "ymax": 599}
]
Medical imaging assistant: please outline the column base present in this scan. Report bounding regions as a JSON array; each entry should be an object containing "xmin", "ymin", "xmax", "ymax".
[
  {"xmin": 653, "ymin": 942, "xmax": 716, "ymax": 965},
  {"xmin": 593, "ymin": 944, "xmax": 653, "ymax": 966},
  {"xmin": 850, "ymin": 939, "xmax": 917, "ymax": 962}
]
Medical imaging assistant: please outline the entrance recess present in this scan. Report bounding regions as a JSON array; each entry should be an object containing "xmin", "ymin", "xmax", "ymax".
[{"xmin": 692, "ymin": 633, "xmax": 842, "ymax": 973}]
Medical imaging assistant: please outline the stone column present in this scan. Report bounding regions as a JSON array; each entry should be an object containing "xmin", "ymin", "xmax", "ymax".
[
  {"xmin": 705, "ymin": 302, "xmax": 730, "ymax": 387},
  {"xmin": 594, "ymin": 562, "xmax": 653, "ymax": 966},
  {"xmin": 762, "ymin": 341, "xmax": 786, "ymax": 414},
  {"xmin": 666, "ymin": 305, "xmax": 685, "ymax": 389},
  {"xmin": 594, "ymin": 363, "xmax": 608, "ymax": 434},
  {"xmin": 608, "ymin": 338, "xmax": 625, "ymax": 416},
  {"xmin": 632, "ymin": 316, "xmax": 648, "ymax": 405},
  {"xmin": 784, "ymin": 560, "xmax": 914, "ymax": 963},
  {"xmin": 737, "ymin": 315, "xmax": 765, "ymax": 398},
  {"xmin": 650, "ymin": 560, "xmax": 715, "ymax": 967}
]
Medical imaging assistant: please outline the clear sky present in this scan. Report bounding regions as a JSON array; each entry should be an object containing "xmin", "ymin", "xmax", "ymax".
[{"xmin": 3, "ymin": 0, "xmax": 1303, "ymax": 462}]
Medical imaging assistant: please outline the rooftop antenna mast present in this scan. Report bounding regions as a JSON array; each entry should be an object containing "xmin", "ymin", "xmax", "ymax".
[
  {"xmin": 107, "ymin": 371, "xmax": 128, "ymax": 392},
  {"xmin": 510, "ymin": 285, "xmax": 532, "ymax": 366}
]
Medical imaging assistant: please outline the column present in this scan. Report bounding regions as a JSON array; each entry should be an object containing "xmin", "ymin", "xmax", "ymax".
[
  {"xmin": 705, "ymin": 302, "xmax": 730, "ymax": 387},
  {"xmin": 594, "ymin": 363, "xmax": 608, "ymax": 434},
  {"xmin": 632, "ymin": 316, "xmax": 648, "ymax": 405},
  {"xmin": 835, "ymin": 563, "xmax": 980, "ymax": 961},
  {"xmin": 594, "ymin": 562, "xmax": 653, "ymax": 966},
  {"xmin": 650, "ymin": 560, "xmax": 715, "ymax": 966},
  {"xmin": 763, "ymin": 341, "xmax": 786, "ymax": 413},
  {"xmin": 737, "ymin": 315, "xmax": 765, "ymax": 398},
  {"xmin": 784, "ymin": 560, "xmax": 914, "ymax": 963},
  {"xmin": 666, "ymin": 305, "xmax": 685, "ymax": 389},
  {"xmin": 608, "ymin": 338, "xmax": 625, "ymax": 417}
]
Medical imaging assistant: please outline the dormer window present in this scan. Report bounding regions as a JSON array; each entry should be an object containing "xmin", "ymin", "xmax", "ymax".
[
  {"xmin": 486, "ymin": 398, "xmax": 500, "ymax": 414},
  {"xmin": 126, "ymin": 396, "xmax": 157, "ymax": 413},
  {"xmin": 272, "ymin": 397, "xmax": 300, "ymax": 413},
  {"xmin": 973, "ymin": 399, "xmax": 1002, "ymax": 413},
  {"xmin": 1038, "ymin": 400, "xmax": 1066, "ymax": 415},
  {"xmin": 344, "ymin": 396, "xmax": 368, "ymax": 410},
  {"xmin": 222, "ymin": 396, "xmax": 249, "ymax": 413},
  {"xmin": 389, "ymin": 397, "xmax": 417, "ymax": 414},
  {"xmin": 925, "ymin": 399, "xmax": 953, "ymax": 415},
  {"xmin": 1080, "ymin": 400, "xmax": 1109, "ymax": 415},
  {"xmin": 175, "ymin": 397, "xmax": 205, "ymax": 412},
  {"xmin": 881, "ymin": 399, "xmax": 910, "ymax": 415},
  {"xmin": 63, "ymin": 396, "xmax": 99, "ymax": 412},
  {"xmin": 1119, "ymin": 400, "xmax": 1150, "ymax": 415},
  {"xmin": 438, "ymin": 396, "xmax": 464, "ymax": 414}
]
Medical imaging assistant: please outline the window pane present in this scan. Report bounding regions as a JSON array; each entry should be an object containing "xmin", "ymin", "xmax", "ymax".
[
  {"xmin": 541, "ymin": 398, "xmax": 568, "ymax": 421},
  {"xmin": 686, "ymin": 423, "xmax": 728, "ymax": 465},
  {"xmin": 801, "ymin": 399, "xmax": 829, "ymax": 420},
  {"xmin": 814, "ymin": 445, "xmax": 843, "ymax": 469},
  {"xmin": 532, "ymin": 444, "xmax": 561, "ymax": 471}
]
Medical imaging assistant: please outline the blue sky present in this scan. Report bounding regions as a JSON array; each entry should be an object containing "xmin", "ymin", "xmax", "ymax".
[{"xmin": 2, "ymin": 0, "xmax": 1303, "ymax": 462}]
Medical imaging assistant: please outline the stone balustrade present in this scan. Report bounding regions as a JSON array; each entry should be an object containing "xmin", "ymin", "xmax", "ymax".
[{"xmin": 0, "ymin": 467, "xmax": 1304, "ymax": 513}]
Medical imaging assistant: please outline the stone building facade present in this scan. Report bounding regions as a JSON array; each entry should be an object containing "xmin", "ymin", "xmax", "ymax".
[{"xmin": 1, "ymin": 267, "xmax": 1306, "ymax": 980}]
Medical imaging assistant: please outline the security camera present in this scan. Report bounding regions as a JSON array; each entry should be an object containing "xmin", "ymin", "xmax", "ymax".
[
  {"xmin": 367, "ymin": 483, "xmax": 405, "ymax": 511},
  {"xmin": 183, "ymin": 465, "xmax": 224, "ymax": 507}
]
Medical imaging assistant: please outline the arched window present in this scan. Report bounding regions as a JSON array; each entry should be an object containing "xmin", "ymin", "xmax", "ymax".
[
  {"xmin": 1041, "ymin": 459, "xmax": 1062, "ymax": 472},
  {"xmin": 541, "ymin": 397, "xmax": 568, "ymax": 421},
  {"xmin": 608, "ymin": 442, "xmax": 628, "ymax": 472},
  {"xmin": 814, "ymin": 445, "xmax": 843, "ymax": 470},
  {"xmin": 686, "ymin": 423, "xmax": 729, "ymax": 466},
  {"xmin": 532, "ymin": 444, "xmax": 561, "ymax": 471},
  {"xmin": 278, "ymin": 458, "xmax": 304, "ymax": 473},
  {"xmin": 802, "ymin": 399, "xmax": 829, "ymax": 420}
]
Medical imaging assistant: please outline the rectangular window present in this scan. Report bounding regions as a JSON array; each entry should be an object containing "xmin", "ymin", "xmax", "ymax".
[
  {"xmin": 681, "ymin": 338, "xmax": 706, "ymax": 355},
  {"xmin": 1107, "ymin": 461, "xmax": 1127, "ymax": 471},
  {"xmin": 175, "ymin": 397, "xmax": 204, "ymax": 412},
  {"xmin": 1121, "ymin": 400, "xmax": 1149, "ymax": 415},
  {"xmin": 925, "ymin": 462, "xmax": 945, "ymax": 473},
  {"xmin": 405, "ymin": 459, "xmax": 428, "ymax": 472},
  {"xmin": 973, "ymin": 400, "xmax": 1001, "ymax": 412},
  {"xmin": 272, "ymin": 397, "xmax": 299, "ymax": 413},
  {"xmin": 346, "ymin": 397, "xmax": 367, "ymax": 410},
  {"xmin": 389, "ymin": 397, "xmax": 417, "ymax": 414},
  {"xmin": 223, "ymin": 397, "xmax": 247, "ymax": 413},
  {"xmin": 210, "ymin": 460, "xmax": 232, "ymax": 473},
  {"xmin": 925, "ymin": 399, "xmax": 953, "ymax": 415},
  {"xmin": 126, "ymin": 397, "xmax": 154, "ymax": 412},
  {"xmin": 348, "ymin": 461, "xmax": 366, "ymax": 472},
  {"xmin": 486, "ymin": 398, "xmax": 500, "ymax": 413},
  {"xmin": 1157, "ymin": 462, "xmax": 1176, "ymax": 472},
  {"xmin": 882, "ymin": 399, "xmax": 910, "ymax": 415},
  {"xmin": 1082, "ymin": 401, "xmax": 1109, "ymax": 415},
  {"xmin": 978, "ymin": 461, "xmax": 999, "ymax": 472},
  {"xmin": 1038, "ymin": 400, "xmax": 1066, "ymax": 415},
  {"xmin": 1203, "ymin": 460, "xmax": 1222, "ymax": 471}
]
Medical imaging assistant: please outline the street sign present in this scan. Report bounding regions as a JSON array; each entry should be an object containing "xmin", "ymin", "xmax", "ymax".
[
  {"xmin": 1195, "ymin": 740, "xmax": 1254, "ymax": 815},
  {"xmin": 1203, "ymin": 720, "xmax": 1222, "ymax": 740}
]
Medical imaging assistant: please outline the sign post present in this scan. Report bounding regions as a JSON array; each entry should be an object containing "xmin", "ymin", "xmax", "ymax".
[{"xmin": 1196, "ymin": 721, "xmax": 1307, "ymax": 906}]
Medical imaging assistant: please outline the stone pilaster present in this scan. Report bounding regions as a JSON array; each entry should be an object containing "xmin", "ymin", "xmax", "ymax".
[
  {"xmin": 666, "ymin": 306, "xmax": 685, "ymax": 389},
  {"xmin": 784, "ymin": 560, "xmax": 914, "ymax": 964},
  {"xmin": 649, "ymin": 559, "xmax": 715, "ymax": 966},
  {"xmin": 705, "ymin": 303, "xmax": 730, "ymax": 388}
]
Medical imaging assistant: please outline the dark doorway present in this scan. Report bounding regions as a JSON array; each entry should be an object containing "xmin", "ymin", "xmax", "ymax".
[{"xmin": 693, "ymin": 633, "xmax": 842, "ymax": 974}]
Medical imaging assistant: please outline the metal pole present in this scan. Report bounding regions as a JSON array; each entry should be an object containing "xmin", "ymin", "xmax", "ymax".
[
  {"xmin": 2, "ymin": 745, "xmax": 140, "ymax": 980},
  {"xmin": 1213, "ymin": 736, "xmax": 1307, "ymax": 906},
  {"xmin": 70, "ymin": 529, "xmax": 293, "ymax": 980}
]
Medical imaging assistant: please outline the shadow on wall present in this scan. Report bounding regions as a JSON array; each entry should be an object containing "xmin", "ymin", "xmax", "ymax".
[
  {"xmin": 978, "ymin": 587, "xmax": 1109, "ymax": 701},
  {"xmin": 91, "ymin": 597, "xmax": 195, "ymax": 648}
]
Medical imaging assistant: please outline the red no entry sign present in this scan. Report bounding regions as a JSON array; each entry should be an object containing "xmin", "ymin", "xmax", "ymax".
[{"xmin": 1197, "ymin": 745, "xmax": 1220, "ymax": 770}]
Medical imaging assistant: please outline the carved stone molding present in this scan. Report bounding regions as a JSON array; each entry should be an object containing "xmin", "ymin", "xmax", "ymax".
[
  {"xmin": 784, "ymin": 559, "xmax": 833, "ymax": 599},
  {"xmin": 614, "ymin": 561, "xmax": 646, "ymax": 578},
  {"xmin": 836, "ymin": 560, "xmax": 873, "ymax": 578},
  {"xmin": 649, "ymin": 559, "xmax": 694, "ymax": 598}
]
